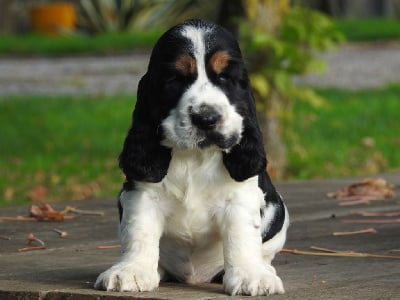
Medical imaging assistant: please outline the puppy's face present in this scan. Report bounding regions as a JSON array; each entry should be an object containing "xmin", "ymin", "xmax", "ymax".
[
  {"xmin": 147, "ymin": 20, "xmax": 251, "ymax": 151},
  {"xmin": 121, "ymin": 19, "xmax": 265, "ymax": 183}
]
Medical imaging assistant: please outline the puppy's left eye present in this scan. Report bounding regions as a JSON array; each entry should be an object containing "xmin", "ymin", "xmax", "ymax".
[{"xmin": 217, "ymin": 73, "xmax": 230, "ymax": 83}]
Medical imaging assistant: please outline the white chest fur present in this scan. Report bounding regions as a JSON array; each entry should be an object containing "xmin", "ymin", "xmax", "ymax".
[{"xmin": 161, "ymin": 148, "xmax": 234, "ymax": 245}]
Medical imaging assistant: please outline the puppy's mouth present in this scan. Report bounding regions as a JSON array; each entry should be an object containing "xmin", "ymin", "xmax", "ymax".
[{"xmin": 197, "ymin": 130, "xmax": 240, "ymax": 150}]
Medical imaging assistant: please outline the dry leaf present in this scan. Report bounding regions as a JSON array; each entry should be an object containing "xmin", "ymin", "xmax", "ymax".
[
  {"xmin": 27, "ymin": 185, "xmax": 48, "ymax": 202},
  {"xmin": 29, "ymin": 203, "xmax": 64, "ymax": 221},
  {"xmin": 18, "ymin": 233, "xmax": 46, "ymax": 252},
  {"xmin": 34, "ymin": 170, "xmax": 46, "ymax": 183},
  {"xmin": 327, "ymin": 178, "xmax": 395, "ymax": 201},
  {"xmin": 4, "ymin": 187, "xmax": 15, "ymax": 201},
  {"xmin": 69, "ymin": 181, "xmax": 101, "ymax": 200}
]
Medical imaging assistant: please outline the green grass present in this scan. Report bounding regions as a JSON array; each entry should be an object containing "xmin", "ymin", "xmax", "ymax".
[
  {"xmin": 1, "ymin": 17, "xmax": 399, "ymax": 57},
  {"xmin": 285, "ymin": 85, "xmax": 400, "ymax": 179},
  {"xmin": 0, "ymin": 30, "xmax": 163, "ymax": 56},
  {"xmin": 0, "ymin": 95, "xmax": 135, "ymax": 206},
  {"xmin": 1, "ymin": 86, "xmax": 400, "ymax": 206},
  {"xmin": 335, "ymin": 18, "xmax": 400, "ymax": 41}
]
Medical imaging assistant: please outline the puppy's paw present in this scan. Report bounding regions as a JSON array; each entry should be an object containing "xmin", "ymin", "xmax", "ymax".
[
  {"xmin": 95, "ymin": 263, "xmax": 159, "ymax": 292},
  {"xmin": 223, "ymin": 265, "xmax": 284, "ymax": 296}
]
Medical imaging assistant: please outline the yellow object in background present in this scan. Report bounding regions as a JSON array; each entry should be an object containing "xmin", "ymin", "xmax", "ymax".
[{"xmin": 30, "ymin": 2, "xmax": 76, "ymax": 36}]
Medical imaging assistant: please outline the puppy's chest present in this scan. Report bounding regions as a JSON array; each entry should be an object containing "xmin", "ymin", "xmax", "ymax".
[
  {"xmin": 164, "ymin": 149, "xmax": 227, "ymax": 197},
  {"xmin": 162, "ymin": 149, "xmax": 228, "ymax": 241}
]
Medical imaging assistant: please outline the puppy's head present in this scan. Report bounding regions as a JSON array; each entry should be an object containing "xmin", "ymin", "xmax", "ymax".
[{"xmin": 120, "ymin": 19, "xmax": 266, "ymax": 183}]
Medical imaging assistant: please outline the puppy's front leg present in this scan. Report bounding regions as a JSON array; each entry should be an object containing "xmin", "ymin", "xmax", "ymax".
[
  {"xmin": 95, "ymin": 189, "xmax": 164, "ymax": 292},
  {"xmin": 218, "ymin": 187, "xmax": 284, "ymax": 296}
]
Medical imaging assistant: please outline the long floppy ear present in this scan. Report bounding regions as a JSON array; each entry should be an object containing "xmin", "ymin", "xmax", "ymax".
[
  {"xmin": 222, "ymin": 91, "xmax": 267, "ymax": 182},
  {"xmin": 119, "ymin": 73, "xmax": 171, "ymax": 183}
]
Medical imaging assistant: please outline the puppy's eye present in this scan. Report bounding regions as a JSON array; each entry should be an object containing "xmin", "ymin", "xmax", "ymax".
[
  {"xmin": 165, "ymin": 75, "xmax": 178, "ymax": 84},
  {"xmin": 217, "ymin": 73, "xmax": 230, "ymax": 82}
]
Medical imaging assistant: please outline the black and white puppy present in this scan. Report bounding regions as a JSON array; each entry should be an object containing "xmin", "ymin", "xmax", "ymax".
[{"xmin": 95, "ymin": 19, "xmax": 289, "ymax": 296}]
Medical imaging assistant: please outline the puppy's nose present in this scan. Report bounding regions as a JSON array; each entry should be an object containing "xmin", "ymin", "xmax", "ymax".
[{"xmin": 190, "ymin": 105, "xmax": 221, "ymax": 130}]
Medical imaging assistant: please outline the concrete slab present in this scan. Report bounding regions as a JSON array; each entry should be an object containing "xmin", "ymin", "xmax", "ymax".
[{"xmin": 1, "ymin": 173, "xmax": 399, "ymax": 299}]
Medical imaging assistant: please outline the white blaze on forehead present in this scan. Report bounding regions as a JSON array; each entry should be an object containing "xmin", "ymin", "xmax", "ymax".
[{"xmin": 181, "ymin": 25, "xmax": 210, "ymax": 84}]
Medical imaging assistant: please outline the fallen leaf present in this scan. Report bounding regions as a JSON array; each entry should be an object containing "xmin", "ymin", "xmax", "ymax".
[
  {"xmin": 29, "ymin": 203, "xmax": 64, "ymax": 221},
  {"xmin": 34, "ymin": 170, "xmax": 46, "ymax": 183},
  {"xmin": 362, "ymin": 136, "xmax": 375, "ymax": 148},
  {"xmin": 53, "ymin": 228, "xmax": 68, "ymax": 238},
  {"xmin": 327, "ymin": 178, "xmax": 395, "ymax": 201},
  {"xmin": 69, "ymin": 181, "xmax": 101, "ymax": 200},
  {"xmin": 18, "ymin": 233, "xmax": 46, "ymax": 252},
  {"xmin": 4, "ymin": 187, "xmax": 15, "ymax": 201},
  {"xmin": 27, "ymin": 185, "xmax": 48, "ymax": 202}
]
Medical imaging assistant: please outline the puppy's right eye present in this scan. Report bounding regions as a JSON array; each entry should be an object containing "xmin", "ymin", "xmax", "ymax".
[{"xmin": 165, "ymin": 75, "xmax": 178, "ymax": 84}]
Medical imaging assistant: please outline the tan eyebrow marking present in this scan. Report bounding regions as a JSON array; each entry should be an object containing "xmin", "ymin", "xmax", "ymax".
[
  {"xmin": 175, "ymin": 54, "xmax": 197, "ymax": 75},
  {"xmin": 209, "ymin": 51, "xmax": 230, "ymax": 74}
]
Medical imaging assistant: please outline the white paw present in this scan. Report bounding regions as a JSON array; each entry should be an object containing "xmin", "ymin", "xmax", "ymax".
[
  {"xmin": 223, "ymin": 265, "xmax": 284, "ymax": 296},
  {"xmin": 94, "ymin": 263, "xmax": 160, "ymax": 292}
]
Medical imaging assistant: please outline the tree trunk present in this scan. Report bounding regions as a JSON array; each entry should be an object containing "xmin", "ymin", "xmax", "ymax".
[{"xmin": 257, "ymin": 89, "xmax": 287, "ymax": 179}]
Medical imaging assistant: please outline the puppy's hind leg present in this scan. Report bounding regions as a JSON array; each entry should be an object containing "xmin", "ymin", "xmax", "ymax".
[{"xmin": 261, "ymin": 201, "xmax": 289, "ymax": 264}]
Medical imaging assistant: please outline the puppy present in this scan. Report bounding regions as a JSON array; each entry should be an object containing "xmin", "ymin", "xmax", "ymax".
[{"xmin": 95, "ymin": 18, "xmax": 289, "ymax": 296}]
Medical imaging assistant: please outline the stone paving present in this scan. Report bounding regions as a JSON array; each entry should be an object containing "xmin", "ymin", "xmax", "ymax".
[
  {"xmin": 1, "ymin": 42, "xmax": 400, "ymax": 97},
  {"xmin": 1, "ymin": 174, "xmax": 399, "ymax": 299},
  {"xmin": 293, "ymin": 41, "xmax": 400, "ymax": 89},
  {"xmin": 0, "ymin": 53, "xmax": 149, "ymax": 96}
]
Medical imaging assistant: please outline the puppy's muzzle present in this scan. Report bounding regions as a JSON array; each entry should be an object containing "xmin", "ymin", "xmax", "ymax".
[{"xmin": 190, "ymin": 105, "xmax": 221, "ymax": 131}]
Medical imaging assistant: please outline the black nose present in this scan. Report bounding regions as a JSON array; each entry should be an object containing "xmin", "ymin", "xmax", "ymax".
[{"xmin": 190, "ymin": 105, "xmax": 221, "ymax": 130}]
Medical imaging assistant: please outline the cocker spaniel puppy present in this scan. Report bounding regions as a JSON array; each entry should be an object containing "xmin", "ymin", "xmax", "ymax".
[{"xmin": 95, "ymin": 19, "xmax": 289, "ymax": 296}]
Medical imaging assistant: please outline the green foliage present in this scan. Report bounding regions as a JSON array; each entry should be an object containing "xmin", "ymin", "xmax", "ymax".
[
  {"xmin": 78, "ymin": 0, "xmax": 202, "ymax": 33},
  {"xmin": 335, "ymin": 18, "xmax": 400, "ymax": 41},
  {"xmin": 241, "ymin": 6, "xmax": 344, "ymax": 110}
]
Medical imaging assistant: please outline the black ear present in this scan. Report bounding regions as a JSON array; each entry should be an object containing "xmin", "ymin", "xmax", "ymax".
[
  {"xmin": 222, "ymin": 92, "xmax": 266, "ymax": 182},
  {"xmin": 119, "ymin": 74, "xmax": 171, "ymax": 183}
]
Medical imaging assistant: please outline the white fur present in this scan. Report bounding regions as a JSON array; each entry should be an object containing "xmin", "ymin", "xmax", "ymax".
[
  {"xmin": 95, "ymin": 24, "xmax": 287, "ymax": 296},
  {"xmin": 95, "ymin": 148, "xmax": 286, "ymax": 295}
]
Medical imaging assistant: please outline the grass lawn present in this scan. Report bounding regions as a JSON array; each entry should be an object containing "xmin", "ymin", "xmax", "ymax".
[
  {"xmin": 334, "ymin": 18, "xmax": 400, "ymax": 41},
  {"xmin": 285, "ymin": 85, "xmax": 400, "ymax": 179},
  {"xmin": 0, "ymin": 30, "xmax": 163, "ymax": 56},
  {"xmin": 1, "ymin": 85, "xmax": 400, "ymax": 206},
  {"xmin": 0, "ymin": 95, "xmax": 135, "ymax": 206}
]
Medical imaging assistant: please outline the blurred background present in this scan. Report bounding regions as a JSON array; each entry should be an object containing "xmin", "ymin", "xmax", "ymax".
[{"xmin": 0, "ymin": 0, "xmax": 399, "ymax": 206}]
